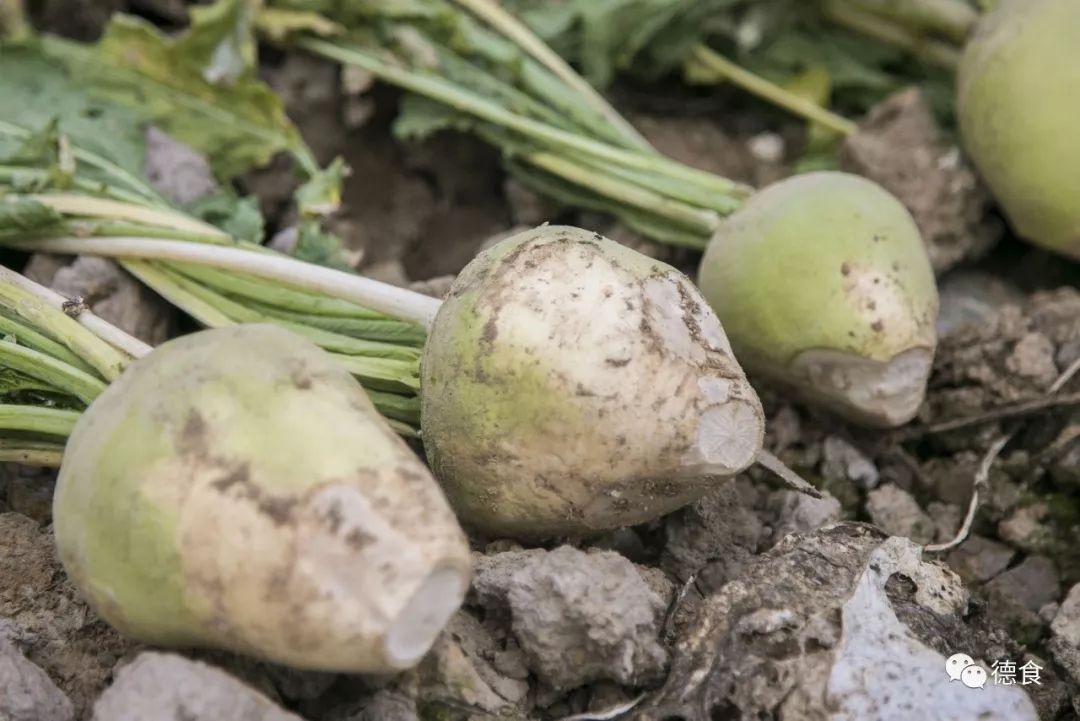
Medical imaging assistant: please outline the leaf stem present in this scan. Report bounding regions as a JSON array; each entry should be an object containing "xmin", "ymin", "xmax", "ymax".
[
  {"xmin": 300, "ymin": 37, "xmax": 744, "ymax": 201},
  {"xmin": 0, "ymin": 404, "xmax": 80, "ymax": 437},
  {"xmin": 837, "ymin": 0, "xmax": 978, "ymax": 44},
  {"xmin": 0, "ymin": 339, "xmax": 106, "ymax": 403},
  {"xmin": 0, "ymin": 264, "xmax": 145, "ymax": 376},
  {"xmin": 29, "ymin": 194, "xmax": 228, "ymax": 238},
  {"xmin": 0, "ymin": 438, "xmax": 66, "ymax": 466},
  {"xmin": 821, "ymin": 0, "xmax": 962, "ymax": 69},
  {"xmin": 449, "ymin": 0, "xmax": 653, "ymax": 151},
  {"xmin": 689, "ymin": 45, "xmax": 858, "ymax": 136},
  {"xmin": 5, "ymin": 237, "xmax": 444, "ymax": 329}
]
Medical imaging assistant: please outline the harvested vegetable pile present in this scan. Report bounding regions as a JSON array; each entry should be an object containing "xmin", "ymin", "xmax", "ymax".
[{"xmin": 1, "ymin": 0, "xmax": 1079, "ymax": 720}]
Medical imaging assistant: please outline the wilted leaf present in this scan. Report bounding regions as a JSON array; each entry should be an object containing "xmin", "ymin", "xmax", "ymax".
[{"xmin": 44, "ymin": 0, "xmax": 315, "ymax": 180}]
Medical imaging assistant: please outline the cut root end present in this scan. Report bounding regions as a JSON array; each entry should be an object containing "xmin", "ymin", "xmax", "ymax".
[{"xmin": 383, "ymin": 567, "xmax": 468, "ymax": 668}]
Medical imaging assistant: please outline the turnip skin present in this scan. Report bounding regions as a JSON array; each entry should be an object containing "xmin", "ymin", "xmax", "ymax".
[
  {"xmin": 699, "ymin": 172, "xmax": 939, "ymax": 428},
  {"xmin": 54, "ymin": 324, "xmax": 471, "ymax": 673},
  {"xmin": 421, "ymin": 226, "xmax": 765, "ymax": 539},
  {"xmin": 957, "ymin": 0, "xmax": 1080, "ymax": 257}
]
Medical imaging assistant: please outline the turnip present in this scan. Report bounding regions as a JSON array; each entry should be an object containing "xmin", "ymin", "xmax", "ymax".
[
  {"xmin": 957, "ymin": 0, "xmax": 1080, "ymax": 258},
  {"xmin": 698, "ymin": 172, "xmax": 939, "ymax": 427},
  {"xmin": 422, "ymin": 225, "xmax": 766, "ymax": 538},
  {"xmin": 53, "ymin": 323, "xmax": 471, "ymax": 672}
]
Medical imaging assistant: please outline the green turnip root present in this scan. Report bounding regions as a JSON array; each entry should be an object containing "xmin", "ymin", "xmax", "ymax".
[
  {"xmin": 421, "ymin": 225, "xmax": 766, "ymax": 538},
  {"xmin": 698, "ymin": 172, "xmax": 939, "ymax": 428},
  {"xmin": 53, "ymin": 324, "xmax": 471, "ymax": 673},
  {"xmin": 957, "ymin": 0, "xmax": 1080, "ymax": 258}
]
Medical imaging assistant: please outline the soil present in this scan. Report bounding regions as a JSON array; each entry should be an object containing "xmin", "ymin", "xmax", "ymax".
[{"xmin": 4, "ymin": 3, "xmax": 1080, "ymax": 721}]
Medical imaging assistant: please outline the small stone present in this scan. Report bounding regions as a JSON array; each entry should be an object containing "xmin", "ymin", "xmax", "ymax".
[
  {"xmin": 355, "ymin": 690, "xmax": 417, "ymax": 721},
  {"xmin": 1005, "ymin": 332, "xmax": 1058, "ymax": 388},
  {"xmin": 417, "ymin": 611, "xmax": 529, "ymax": 716},
  {"xmin": 407, "ymin": 275, "xmax": 456, "ymax": 300},
  {"xmin": 926, "ymin": 501, "xmax": 963, "ymax": 542},
  {"xmin": 945, "ymin": 535, "xmax": 1015, "ymax": 584},
  {"xmin": 767, "ymin": 489, "xmax": 842, "ymax": 543},
  {"xmin": 822, "ymin": 436, "xmax": 879, "ymax": 490},
  {"xmin": 1050, "ymin": 585, "xmax": 1080, "ymax": 683},
  {"xmin": 936, "ymin": 271, "xmax": 1024, "ymax": 337},
  {"xmin": 998, "ymin": 503, "xmax": 1055, "ymax": 553},
  {"xmin": 0, "ymin": 637, "xmax": 74, "ymax": 721},
  {"xmin": 472, "ymin": 546, "xmax": 668, "ymax": 691},
  {"xmin": 91, "ymin": 652, "xmax": 303, "ymax": 721},
  {"xmin": 982, "ymin": 556, "xmax": 1061, "ymax": 645},
  {"xmin": 865, "ymin": 484, "xmax": 935, "ymax": 544},
  {"xmin": 143, "ymin": 127, "xmax": 217, "ymax": 206}
]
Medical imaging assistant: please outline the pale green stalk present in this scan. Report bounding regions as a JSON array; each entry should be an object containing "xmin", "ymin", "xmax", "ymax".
[
  {"xmin": 0, "ymin": 404, "xmax": 80, "ymax": 437},
  {"xmin": 0, "ymin": 340, "xmax": 107, "ymax": 403},
  {"xmin": 689, "ymin": 45, "xmax": 859, "ymax": 136},
  {"xmin": 0, "ymin": 265, "xmax": 138, "ymax": 379}
]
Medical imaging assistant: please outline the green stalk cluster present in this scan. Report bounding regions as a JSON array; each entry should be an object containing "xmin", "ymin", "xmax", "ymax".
[
  {"xmin": 0, "ymin": 264, "xmax": 138, "ymax": 465},
  {"xmin": 0, "ymin": 122, "xmax": 425, "ymax": 435}
]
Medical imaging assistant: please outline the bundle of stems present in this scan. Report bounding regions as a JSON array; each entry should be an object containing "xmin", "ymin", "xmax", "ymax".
[
  {"xmin": 0, "ymin": 121, "xmax": 428, "ymax": 435},
  {"xmin": 819, "ymin": 0, "xmax": 977, "ymax": 70},
  {"xmin": 0, "ymin": 263, "xmax": 145, "ymax": 466},
  {"xmin": 255, "ymin": 0, "xmax": 974, "ymax": 253}
]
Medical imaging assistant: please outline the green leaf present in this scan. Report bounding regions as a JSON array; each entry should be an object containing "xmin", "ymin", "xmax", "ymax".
[
  {"xmin": 0, "ymin": 45, "xmax": 147, "ymax": 179},
  {"xmin": 295, "ymin": 156, "xmax": 348, "ymax": 218},
  {"xmin": 185, "ymin": 190, "xmax": 265, "ymax": 243},
  {"xmin": 43, "ymin": 0, "xmax": 317, "ymax": 180},
  {"xmin": 293, "ymin": 218, "xmax": 355, "ymax": 271},
  {"xmin": 0, "ymin": 196, "xmax": 64, "ymax": 232},
  {"xmin": 255, "ymin": 6, "xmax": 344, "ymax": 42}
]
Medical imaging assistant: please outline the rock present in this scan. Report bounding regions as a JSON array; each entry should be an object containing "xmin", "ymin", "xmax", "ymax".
[
  {"xmin": 0, "ymin": 513, "xmax": 136, "ymax": 718},
  {"xmin": 1050, "ymin": 585, "xmax": 1080, "ymax": 684},
  {"xmin": 998, "ymin": 503, "xmax": 1055, "ymax": 554},
  {"xmin": 661, "ymin": 481, "xmax": 766, "ymax": 590},
  {"xmin": 982, "ymin": 556, "xmax": 1061, "ymax": 645},
  {"xmin": 92, "ymin": 652, "xmax": 303, "ymax": 721},
  {"xmin": 865, "ymin": 484, "xmax": 935, "ymax": 544},
  {"xmin": 635, "ymin": 523, "xmax": 1037, "ymax": 721},
  {"xmin": 839, "ymin": 88, "xmax": 999, "ymax": 274},
  {"xmin": 23, "ymin": 255, "xmax": 174, "ymax": 346},
  {"xmin": 936, "ymin": 271, "xmax": 1024, "ymax": 337},
  {"xmin": 946, "ymin": 535, "xmax": 1015, "ymax": 584},
  {"xmin": 355, "ymin": 690, "xmax": 418, "ymax": 721},
  {"xmin": 926, "ymin": 501, "xmax": 962, "ymax": 541},
  {"xmin": 0, "ymin": 636, "xmax": 74, "ymax": 721},
  {"xmin": 415, "ymin": 610, "xmax": 530, "ymax": 717},
  {"xmin": 822, "ymin": 436, "xmax": 879, "ymax": 490},
  {"xmin": 472, "ymin": 546, "xmax": 668, "ymax": 691},
  {"xmin": 143, "ymin": 127, "xmax": 217, "ymax": 206},
  {"xmin": 1005, "ymin": 332, "xmax": 1058, "ymax": 389},
  {"xmin": 407, "ymin": 275, "xmax": 456, "ymax": 300},
  {"xmin": 766, "ymin": 489, "xmax": 842, "ymax": 544}
]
